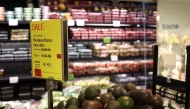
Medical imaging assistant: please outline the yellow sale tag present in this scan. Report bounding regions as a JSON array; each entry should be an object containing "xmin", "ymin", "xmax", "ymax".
[{"xmin": 30, "ymin": 20, "xmax": 63, "ymax": 81}]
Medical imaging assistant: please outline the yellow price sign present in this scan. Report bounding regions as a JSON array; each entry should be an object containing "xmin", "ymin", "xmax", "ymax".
[{"xmin": 30, "ymin": 19, "xmax": 68, "ymax": 81}]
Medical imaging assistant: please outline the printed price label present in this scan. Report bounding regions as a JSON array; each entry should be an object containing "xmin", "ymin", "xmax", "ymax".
[
  {"xmin": 9, "ymin": 19, "xmax": 18, "ymax": 26},
  {"xmin": 101, "ymin": 89, "xmax": 107, "ymax": 94},
  {"xmin": 162, "ymin": 54, "xmax": 176, "ymax": 68},
  {"xmin": 113, "ymin": 20, "xmax": 120, "ymax": 27},
  {"xmin": 76, "ymin": 20, "xmax": 85, "ymax": 26},
  {"xmin": 111, "ymin": 55, "xmax": 118, "ymax": 61},
  {"xmin": 68, "ymin": 74, "xmax": 75, "ymax": 80},
  {"xmin": 103, "ymin": 37, "xmax": 111, "ymax": 44},
  {"xmin": 9, "ymin": 76, "xmax": 19, "ymax": 84},
  {"xmin": 42, "ymin": 19, "xmax": 50, "ymax": 21},
  {"xmin": 68, "ymin": 20, "xmax": 75, "ymax": 26},
  {"xmin": 32, "ymin": 19, "xmax": 41, "ymax": 21}
]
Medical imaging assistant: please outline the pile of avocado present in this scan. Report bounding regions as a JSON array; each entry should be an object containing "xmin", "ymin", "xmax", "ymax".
[{"xmin": 54, "ymin": 82, "xmax": 164, "ymax": 109}]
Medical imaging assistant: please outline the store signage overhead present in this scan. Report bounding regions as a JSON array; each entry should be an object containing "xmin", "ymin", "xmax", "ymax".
[
  {"xmin": 30, "ymin": 19, "xmax": 68, "ymax": 81},
  {"xmin": 162, "ymin": 24, "xmax": 179, "ymax": 30}
]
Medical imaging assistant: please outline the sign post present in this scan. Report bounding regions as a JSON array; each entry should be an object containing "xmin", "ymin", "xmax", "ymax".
[{"xmin": 30, "ymin": 19, "xmax": 68, "ymax": 109}]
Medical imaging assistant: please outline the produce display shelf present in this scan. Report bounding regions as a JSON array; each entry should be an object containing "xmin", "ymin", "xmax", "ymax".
[
  {"xmin": 69, "ymin": 23, "xmax": 156, "ymax": 28},
  {"xmin": 155, "ymin": 75, "xmax": 186, "ymax": 93},
  {"xmin": 0, "ymin": 60, "xmax": 31, "ymax": 63},
  {"xmin": 0, "ymin": 40, "xmax": 30, "ymax": 43},
  {"xmin": 69, "ymin": 56, "xmax": 153, "ymax": 61},
  {"xmin": 0, "ymin": 56, "xmax": 153, "ymax": 63},
  {"xmin": 0, "ymin": 21, "xmax": 30, "ymax": 25},
  {"xmin": 0, "ymin": 73, "xmax": 33, "ymax": 81},
  {"xmin": 1, "ymin": 96, "xmax": 42, "ymax": 101},
  {"xmin": 74, "ymin": 71, "xmax": 146, "ymax": 77},
  {"xmin": 69, "ymin": 39, "xmax": 156, "ymax": 42}
]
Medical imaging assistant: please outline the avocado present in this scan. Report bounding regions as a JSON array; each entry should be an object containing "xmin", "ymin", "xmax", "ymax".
[
  {"xmin": 105, "ymin": 100, "xmax": 121, "ymax": 109},
  {"xmin": 111, "ymin": 85, "xmax": 121, "ymax": 89},
  {"xmin": 57, "ymin": 101, "xmax": 65, "ymax": 109},
  {"xmin": 130, "ymin": 89, "xmax": 153, "ymax": 105},
  {"xmin": 111, "ymin": 86, "xmax": 127, "ymax": 99},
  {"xmin": 117, "ymin": 96, "xmax": 134, "ymax": 109},
  {"xmin": 100, "ymin": 93, "xmax": 115, "ymax": 105},
  {"xmin": 124, "ymin": 82, "xmax": 137, "ymax": 92},
  {"xmin": 78, "ymin": 93, "xmax": 86, "ymax": 106},
  {"xmin": 66, "ymin": 97, "xmax": 80, "ymax": 108},
  {"xmin": 67, "ymin": 105, "xmax": 79, "ymax": 109},
  {"xmin": 85, "ymin": 86, "xmax": 100, "ymax": 100},
  {"xmin": 125, "ymin": 91, "xmax": 131, "ymax": 96},
  {"xmin": 150, "ymin": 95, "xmax": 163, "ymax": 108},
  {"xmin": 94, "ymin": 96, "xmax": 101, "ymax": 102},
  {"xmin": 132, "ymin": 105, "xmax": 151, "ymax": 109},
  {"xmin": 82, "ymin": 100, "xmax": 103, "ymax": 109},
  {"xmin": 54, "ymin": 106, "xmax": 58, "ymax": 109}
]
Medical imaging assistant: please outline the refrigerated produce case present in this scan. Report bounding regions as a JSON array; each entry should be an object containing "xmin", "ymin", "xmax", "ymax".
[{"xmin": 0, "ymin": 0, "xmax": 156, "ymax": 101}]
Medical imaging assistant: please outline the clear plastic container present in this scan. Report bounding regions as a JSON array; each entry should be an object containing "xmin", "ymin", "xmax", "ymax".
[
  {"xmin": 69, "ymin": 52, "xmax": 79, "ymax": 56},
  {"xmin": 77, "ymin": 47, "xmax": 86, "ymax": 51},
  {"xmin": 68, "ymin": 44, "xmax": 73, "ymax": 47},
  {"xmin": 81, "ymin": 55, "xmax": 92, "ymax": 58},
  {"xmin": 33, "ymin": 87, "xmax": 45, "ymax": 92},
  {"xmin": 14, "ymin": 54, "xmax": 28, "ymax": 57},
  {"xmin": 80, "ymin": 49, "xmax": 92, "ymax": 53},
  {"xmin": 69, "ymin": 52, "xmax": 79, "ymax": 58},
  {"xmin": 68, "ymin": 47, "xmax": 77, "ymax": 52},
  {"xmin": 0, "ymin": 54, "xmax": 14, "ymax": 58},
  {"xmin": 74, "ymin": 44, "xmax": 84, "ymax": 47},
  {"xmin": 15, "ymin": 57, "xmax": 28, "ymax": 60},
  {"xmin": 1, "ymin": 48, "xmax": 15, "ymax": 52},
  {"xmin": 17, "ymin": 48, "xmax": 29, "ymax": 51},
  {"xmin": 80, "ymin": 52, "xmax": 92, "ymax": 56},
  {"xmin": 2, "ymin": 95, "xmax": 13, "ymax": 99},
  {"xmin": 19, "ymin": 93, "xmax": 31, "ymax": 97},
  {"xmin": 1, "ymin": 86, "xmax": 13, "ymax": 91},
  {"xmin": 1, "ymin": 90, "xmax": 13, "ymax": 94},
  {"xmin": 13, "ymin": 51, "xmax": 28, "ymax": 54}
]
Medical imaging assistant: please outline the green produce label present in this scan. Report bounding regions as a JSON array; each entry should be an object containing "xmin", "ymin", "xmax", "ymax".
[
  {"xmin": 103, "ymin": 37, "xmax": 111, "ymax": 43},
  {"xmin": 68, "ymin": 74, "xmax": 74, "ymax": 80}
]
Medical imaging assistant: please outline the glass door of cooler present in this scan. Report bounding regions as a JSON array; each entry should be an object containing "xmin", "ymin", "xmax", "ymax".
[
  {"xmin": 64, "ymin": 0, "xmax": 157, "ymax": 91},
  {"xmin": 136, "ymin": 0, "xmax": 157, "ymax": 90},
  {"xmin": 152, "ymin": 0, "xmax": 190, "ymax": 108}
]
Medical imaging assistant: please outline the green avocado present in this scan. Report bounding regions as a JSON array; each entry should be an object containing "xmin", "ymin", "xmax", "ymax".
[
  {"xmin": 66, "ymin": 97, "xmax": 80, "ymax": 108},
  {"xmin": 130, "ymin": 89, "xmax": 153, "ymax": 105},
  {"xmin": 105, "ymin": 100, "xmax": 121, "ymax": 109},
  {"xmin": 132, "ymin": 105, "xmax": 152, "ymax": 109},
  {"xmin": 67, "ymin": 105, "xmax": 79, "ymax": 109},
  {"xmin": 85, "ymin": 86, "xmax": 100, "ymax": 100}
]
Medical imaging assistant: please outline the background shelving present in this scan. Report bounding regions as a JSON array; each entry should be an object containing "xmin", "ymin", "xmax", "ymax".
[{"xmin": 0, "ymin": 0, "xmax": 157, "ymax": 101}]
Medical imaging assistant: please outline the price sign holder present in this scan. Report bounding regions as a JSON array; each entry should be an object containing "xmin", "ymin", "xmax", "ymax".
[
  {"xmin": 162, "ymin": 54, "xmax": 176, "ymax": 83},
  {"xmin": 30, "ymin": 19, "xmax": 69, "ymax": 109}
]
